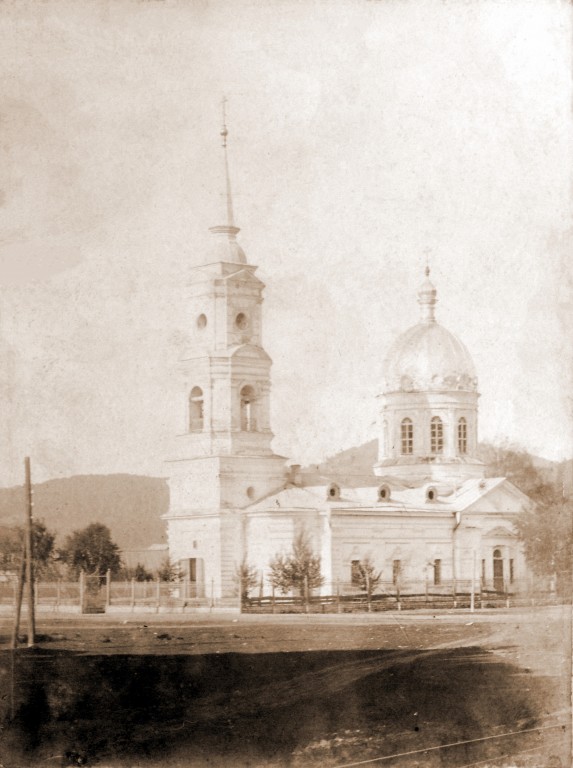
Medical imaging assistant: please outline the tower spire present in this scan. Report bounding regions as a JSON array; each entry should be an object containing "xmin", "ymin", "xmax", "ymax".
[
  {"xmin": 220, "ymin": 96, "xmax": 235, "ymax": 229},
  {"xmin": 208, "ymin": 97, "xmax": 246, "ymax": 264}
]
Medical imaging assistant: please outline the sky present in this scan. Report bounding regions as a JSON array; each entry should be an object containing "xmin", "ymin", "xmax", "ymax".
[{"xmin": 0, "ymin": 0, "xmax": 571, "ymax": 486}]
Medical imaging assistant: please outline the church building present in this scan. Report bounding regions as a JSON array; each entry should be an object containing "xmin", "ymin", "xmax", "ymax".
[{"xmin": 163, "ymin": 120, "xmax": 532, "ymax": 601}]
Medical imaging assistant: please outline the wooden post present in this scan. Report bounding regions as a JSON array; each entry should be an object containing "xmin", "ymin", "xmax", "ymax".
[
  {"xmin": 271, "ymin": 584, "xmax": 275, "ymax": 614},
  {"xmin": 336, "ymin": 579, "xmax": 341, "ymax": 614},
  {"xmin": 130, "ymin": 578, "xmax": 135, "ymax": 612},
  {"xmin": 470, "ymin": 550, "xmax": 476, "ymax": 613},
  {"xmin": 210, "ymin": 578, "xmax": 214, "ymax": 610},
  {"xmin": 155, "ymin": 577, "xmax": 160, "ymax": 614},
  {"xmin": 24, "ymin": 458, "xmax": 35, "ymax": 646},
  {"xmin": 259, "ymin": 575, "xmax": 263, "ymax": 606},
  {"xmin": 79, "ymin": 571, "xmax": 85, "ymax": 613},
  {"xmin": 11, "ymin": 553, "xmax": 26, "ymax": 649},
  {"xmin": 56, "ymin": 579, "xmax": 61, "ymax": 613},
  {"xmin": 105, "ymin": 569, "xmax": 111, "ymax": 610},
  {"xmin": 425, "ymin": 566, "xmax": 429, "ymax": 605},
  {"xmin": 304, "ymin": 575, "xmax": 309, "ymax": 614},
  {"xmin": 366, "ymin": 571, "xmax": 371, "ymax": 613}
]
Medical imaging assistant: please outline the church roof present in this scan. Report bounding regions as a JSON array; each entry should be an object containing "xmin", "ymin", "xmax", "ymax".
[
  {"xmin": 383, "ymin": 269, "xmax": 477, "ymax": 393},
  {"xmin": 246, "ymin": 477, "xmax": 516, "ymax": 515}
]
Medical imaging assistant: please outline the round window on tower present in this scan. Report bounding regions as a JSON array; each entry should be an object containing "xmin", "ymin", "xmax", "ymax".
[
  {"xmin": 196, "ymin": 314, "xmax": 207, "ymax": 330},
  {"xmin": 235, "ymin": 312, "xmax": 248, "ymax": 330}
]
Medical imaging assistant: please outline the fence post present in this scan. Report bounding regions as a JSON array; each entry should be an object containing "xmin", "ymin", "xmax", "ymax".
[
  {"xmin": 470, "ymin": 551, "xmax": 476, "ymax": 614},
  {"xmin": 56, "ymin": 579, "xmax": 61, "ymax": 613},
  {"xmin": 130, "ymin": 578, "xmax": 135, "ymax": 612},
  {"xmin": 155, "ymin": 577, "xmax": 160, "ymax": 614},
  {"xmin": 425, "ymin": 567, "xmax": 429, "ymax": 605},
  {"xmin": 271, "ymin": 584, "xmax": 276, "ymax": 614},
  {"xmin": 396, "ymin": 582, "xmax": 401, "ymax": 611},
  {"xmin": 210, "ymin": 578, "xmax": 214, "ymax": 610},
  {"xmin": 105, "ymin": 569, "xmax": 111, "ymax": 611},
  {"xmin": 366, "ymin": 572, "xmax": 371, "ymax": 613},
  {"xmin": 336, "ymin": 579, "xmax": 341, "ymax": 614},
  {"xmin": 304, "ymin": 575, "xmax": 309, "ymax": 614},
  {"xmin": 79, "ymin": 571, "xmax": 85, "ymax": 613},
  {"xmin": 259, "ymin": 576, "xmax": 263, "ymax": 606}
]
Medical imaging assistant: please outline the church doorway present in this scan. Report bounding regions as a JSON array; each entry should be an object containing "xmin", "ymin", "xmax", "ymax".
[
  {"xmin": 184, "ymin": 557, "xmax": 205, "ymax": 598},
  {"xmin": 493, "ymin": 549, "xmax": 504, "ymax": 592}
]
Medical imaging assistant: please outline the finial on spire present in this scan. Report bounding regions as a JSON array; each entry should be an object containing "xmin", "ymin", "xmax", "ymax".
[
  {"xmin": 220, "ymin": 95, "xmax": 228, "ymax": 148},
  {"xmin": 418, "ymin": 257, "xmax": 437, "ymax": 324}
]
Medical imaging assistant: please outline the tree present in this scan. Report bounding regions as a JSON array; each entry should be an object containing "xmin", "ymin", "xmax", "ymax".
[
  {"xmin": 156, "ymin": 556, "xmax": 178, "ymax": 582},
  {"xmin": 354, "ymin": 556, "xmax": 382, "ymax": 600},
  {"xmin": 478, "ymin": 441, "xmax": 558, "ymax": 504},
  {"xmin": 59, "ymin": 523, "xmax": 121, "ymax": 577},
  {"xmin": 479, "ymin": 441, "xmax": 572, "ymax": 593},
  {"xmin": 269, "ymin": 530, "xmax": 324, "ymax": 596},
  {"xmin": 514, "ymin": 499, "xmax": 573, "ymax": 594},
  {"xmin": 234, "ymin": 557, "xmax": 259, "ymax": 603},
  {"xmin": 0, "ymin": 519, "xmax": 57, "ymax": 579}
]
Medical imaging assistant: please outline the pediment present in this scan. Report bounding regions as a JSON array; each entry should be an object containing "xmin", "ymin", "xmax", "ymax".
[
  {"xmin": 220, "ymin": 267, "xmax": 263, "ymax": 287},
  {"xmin": 483, "ymin": 525, "xmax": 516, "ymax": 539},
  {"xmin": 463, "ymin": 479, "xmax": 532, "ymax": 515}
]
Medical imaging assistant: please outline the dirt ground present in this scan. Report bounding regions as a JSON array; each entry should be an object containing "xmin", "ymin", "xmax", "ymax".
[{"xmin": 0, "ymin": 607, "xmax": 570, "ymax": 768}]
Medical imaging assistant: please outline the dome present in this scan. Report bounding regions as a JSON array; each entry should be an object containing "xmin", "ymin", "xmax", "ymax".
[
  {"xmin": 207, "ymin": 226, "xmax": 247, "ymax": 264},
  {"xmin": 384, "ymin": 321, "xmax": 477, "ymax": 393},
  {"xmin": 383, "ymin": 268, "xmax": 477, "ymax": 393}
]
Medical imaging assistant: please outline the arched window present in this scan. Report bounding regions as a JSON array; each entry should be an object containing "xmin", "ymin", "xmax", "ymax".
[
  {"xmin": 240, "ymin": 386, "xmax": 256, "ymax": 432},
  {"xmin": 430, "ymin": 416, "xmax": 443, "ymax": 454},
  {"xmin": 189, "ymin": 387, "xmax": 204, "ymax": 432},
  {"xmin": 401, "ymin": 418, "xmax": 413, "ymax": 455},
  {"xmin": 458, "ymin": 417, "xmax": 467, "ymax": 454}
]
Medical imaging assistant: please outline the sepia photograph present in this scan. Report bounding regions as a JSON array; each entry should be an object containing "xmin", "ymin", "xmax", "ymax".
[{"xmin": 0, "ymin": 1, "xmax": 571, "ymax": 766}]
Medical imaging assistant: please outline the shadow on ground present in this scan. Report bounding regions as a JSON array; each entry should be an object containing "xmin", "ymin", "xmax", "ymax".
[{"xmin": 0, "ymin": 645, "xmax": 561, "ymax": 767}]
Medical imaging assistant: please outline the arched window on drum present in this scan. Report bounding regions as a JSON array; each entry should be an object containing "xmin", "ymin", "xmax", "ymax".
[
  {"xmin": 401, "ymin": 418, "xmax": 413, "ymax": 455},
  {"xmin": 430, "ymin": 416, "xmax": 444, "ymax": 455},
  {"xmin": 189, "ymin": 387, "xmax": 204, "ymax": 432},
  {"xmin": 458, "ymin": 417, "xmax": 468, "ymax": 454}
]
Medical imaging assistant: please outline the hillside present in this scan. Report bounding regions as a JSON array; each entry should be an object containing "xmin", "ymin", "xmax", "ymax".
[
  {"xmin": 312, "ymin": 439, "xmax": 573, "ymax": 496},
  {"xmin": 0, "ymin": 474, "xmax": 168, "ymax": 550}
]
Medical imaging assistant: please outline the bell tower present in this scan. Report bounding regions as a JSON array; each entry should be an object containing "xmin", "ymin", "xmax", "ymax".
[{"xmin": 165, "ymin": 104, "xmax": 287, "ymax": 598}]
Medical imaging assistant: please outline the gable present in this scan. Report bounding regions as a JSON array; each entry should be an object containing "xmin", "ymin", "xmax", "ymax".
[{"xmin": 463, "ymin": 479, "xmax": 531, "ymax": 515}]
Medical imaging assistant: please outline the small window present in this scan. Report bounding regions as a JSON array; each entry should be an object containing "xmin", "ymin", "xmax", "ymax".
[
  {"xmin": 378, "ymin": 484, "xmax": 391, "ymax": 501},
  {"xmin": 189, "ymin": 386, "xmax": 204, "ymax": 432},
  {"xmin": 433, "ymin": 559, "xmax": 442, "ymax": 585},
  {"xmin": 426, "ymin": 486, "xmax": 437, "ymax": 502},
  {"xmin": 196, "ymin": 314, "xmax": 207, "ymax": 329},
  {"xmin": 392, "ymin": 559, "xmax": 402, "ymax": 585},
  {"xmin": 430, "ymin": 417, "xmax": 443, "ymax": 454},
  {"xmin": 235, "ymin": 312, "xmax": 248, "ymax": 330},
  {"xmin": 509, "ymin": 558, "xmax": 514, "ymax": 585},
  {"xmin": 481, "ymin": 558, "xmax": 486, "ymax": 584},
  {"xmin": 327, "ymin": 483, "xmax": 340, "ymax": 500},
  {"xmin": 351, "ymin": 560, "xmax": 361, "ymax": 586},
  {"xmin": 240, "ymin": 386, "xmax": 256, "ymax": 431},
  {"xmin": 458, "ymin": 417, "xmax": 467, "ymax": 454},
  {"xmin": 401, "ymin": 418, "xmax": 413, "ymax": 455}
]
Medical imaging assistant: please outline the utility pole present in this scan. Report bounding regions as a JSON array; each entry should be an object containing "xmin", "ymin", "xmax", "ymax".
[{"xmin": 24, "ymin": 457, "xmax": 35, "ymax": 646}]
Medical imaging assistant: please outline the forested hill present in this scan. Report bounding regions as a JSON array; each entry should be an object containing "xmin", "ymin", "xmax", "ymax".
[
  {"xmin": 0, "ymin": 474, "xmax": 168, "ymax": 550},
  {"xmin": 311, "ymin": 440, "xmax": 573, "ymax": 498}
]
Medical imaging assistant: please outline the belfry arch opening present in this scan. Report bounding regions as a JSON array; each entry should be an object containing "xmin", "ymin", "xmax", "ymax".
[
  {"xmin": 189, "ymin": 386, "xmax": 204, "ymax": 432},
  {"xmin": 240, "ymin": 385, "xmax": 257, "ymax": 431}
]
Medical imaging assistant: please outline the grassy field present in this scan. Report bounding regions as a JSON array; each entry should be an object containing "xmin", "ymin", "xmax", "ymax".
[{"xmin": 0, "ymin": 607, "xmax": 570, "ymax": 767}]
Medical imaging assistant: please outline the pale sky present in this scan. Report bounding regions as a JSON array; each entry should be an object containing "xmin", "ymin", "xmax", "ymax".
[{"xmin": 0, "ymin": 0, "xmax": 571, "ymax": 486}]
